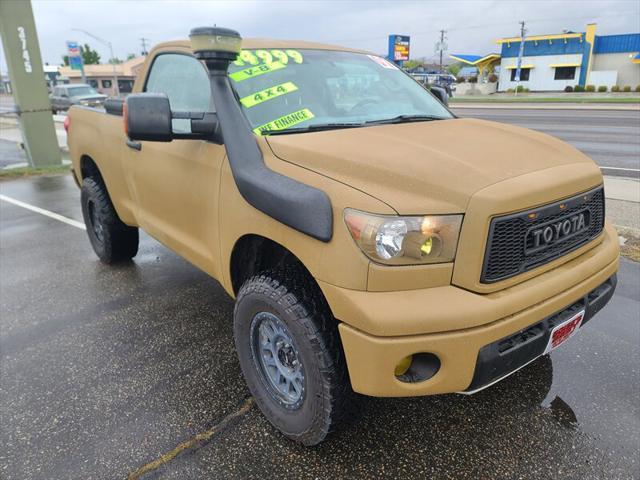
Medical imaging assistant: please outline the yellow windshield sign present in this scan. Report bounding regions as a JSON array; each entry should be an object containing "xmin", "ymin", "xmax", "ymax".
[
  {"xmin": 229, "ymin": 61, "xmax": 286, "ymax": 82},
  {"xmin": 253, "ymin": 108, "xmax": 315, "ymax": 135},
  {"xmin": 240, "ymin": 82, "xmax": 298, "ymax": 108}
]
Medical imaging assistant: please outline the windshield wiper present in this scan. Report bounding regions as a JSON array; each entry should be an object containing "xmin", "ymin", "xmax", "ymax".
[
  {"xmin": 261, "ymin": 122, "xmax": 364, "ymax": 135},
  {"xmin": 365, "ymin": 114, "xmax": 445, "ymax": 125}
]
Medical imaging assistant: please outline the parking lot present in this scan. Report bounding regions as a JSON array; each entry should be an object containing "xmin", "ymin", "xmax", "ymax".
[{"xmin": 1, "ymin": 174, "xmax": 638, "ymax": 479}]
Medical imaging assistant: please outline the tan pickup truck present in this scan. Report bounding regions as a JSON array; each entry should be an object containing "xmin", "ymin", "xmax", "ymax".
[{"xmin": 67, "ymin": 27, "xmax": 619, "ymax": 445}]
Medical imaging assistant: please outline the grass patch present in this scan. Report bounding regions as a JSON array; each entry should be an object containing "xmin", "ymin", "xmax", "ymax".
[
  {"xmin": 450, "ymin": 96, "xmax": 640, "ymax": 104},
  {"xmin": 0, "ymin": 164, "xmax": 70, "ymax": 179}
]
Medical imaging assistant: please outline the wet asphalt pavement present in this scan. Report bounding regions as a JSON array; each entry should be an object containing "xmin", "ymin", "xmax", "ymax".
[{"xmin": 1, "ymin": 175, "xmax": 639, "ymax": 479}]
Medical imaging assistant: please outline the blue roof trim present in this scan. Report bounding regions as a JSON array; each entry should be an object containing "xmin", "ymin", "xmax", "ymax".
[
  {"xmin": 593, "ymin": 33, "xmax": 640, "ymax": 54},
  {"xmin": 501, "ymin": 36, "xmax": 585, "ymax": 58},
  {"xmin": 450, "ymin": 54, "xmax": 483, "ymax": 63}
]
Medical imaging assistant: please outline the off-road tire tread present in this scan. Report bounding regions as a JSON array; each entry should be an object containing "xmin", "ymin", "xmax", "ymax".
[
  {"xmin": 235, "ymin": 264, "xmax": 352, "ymax": 445},
  {"xmin": 81, "ymin": 176, "xmax": 138, "ymax": 263}
]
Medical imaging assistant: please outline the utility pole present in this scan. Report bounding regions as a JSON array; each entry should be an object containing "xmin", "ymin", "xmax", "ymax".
[
  {"xmin": 439, "ymin": 30, "xmax": 447, "ymax": 73},
  {"xmin": 514, "ymin": 20, "xmax": 527, "ymax": 96},
  {"xmin": 140, "ymin": 37, "xmax": 149, "ymax": 56}
]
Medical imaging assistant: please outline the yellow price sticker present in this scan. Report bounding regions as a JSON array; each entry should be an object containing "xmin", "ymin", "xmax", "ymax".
[
  {"xmin": 229, "ymin": 61, "xmax": 286, "ymax": 82},
  {"xmin": 240, "ymin": 82, "xmax": 299, "ymax": 108},
  {"xmin": 233, "ymin": 49, "xmax": 303, "ymax": 67},
  {"xmin": 253, "ymin": 108, "xmax": 315, "ymax": 135}
]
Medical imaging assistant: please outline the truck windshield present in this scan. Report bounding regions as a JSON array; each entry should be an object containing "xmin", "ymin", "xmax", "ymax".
[
  {"xmin": 228, "ymin": 49, "xmax": 452, "ymax": 135},
  {"xmin": 67, "ymin": 86, "xmax": 99, "ymax": 98}
]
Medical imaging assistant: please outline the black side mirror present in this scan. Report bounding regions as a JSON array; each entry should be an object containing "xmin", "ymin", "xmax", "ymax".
[
  {"xmin": 430, "ymin": 86, "xmax": 449, "ymax": 106},
  {"xmin": 125, "ymin": 92, "xmax": 222, "ymax": 143},
  {"xmin": 125, "ymin": 93, "xmax": 172, "ymax": 142}
]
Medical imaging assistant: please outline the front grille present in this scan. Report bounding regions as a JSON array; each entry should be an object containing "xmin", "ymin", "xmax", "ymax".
[{"xmin": 481, "ymin": 186, "xmax": 605, "ymax": 283}]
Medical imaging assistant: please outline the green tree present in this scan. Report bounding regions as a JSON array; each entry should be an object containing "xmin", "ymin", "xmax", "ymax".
[
  {"xmin": 403, "ymin": 59, "xmax": 423, "ymax": 69},
  {"xmin": 108, "ymin": 57, "xmax": 123, "ymax": 64},
  {"xmin": 126, "ymin": 53, "xmax": 136, "ymax": 60},
  {"xmin": 447, "ymin": 63, "xmax": 462, "ymax": 76},
  {"xmin": 81, "ymin": 43, "xmax": 100, "ymax": 64}
]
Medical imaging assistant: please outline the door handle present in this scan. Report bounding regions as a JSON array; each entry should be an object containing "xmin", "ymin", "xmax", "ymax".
[{"xmin": 126, "ymin": 139, "xmax": 142, "ymax": 151}]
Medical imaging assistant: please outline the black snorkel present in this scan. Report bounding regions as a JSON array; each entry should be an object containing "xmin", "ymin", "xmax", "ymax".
[{"xmin": 189, "ymin": 27, "xmax": 333, "ymax": 242}]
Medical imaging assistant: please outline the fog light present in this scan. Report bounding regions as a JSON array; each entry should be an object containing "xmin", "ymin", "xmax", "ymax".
[
  {"xmin": 395, "ymin": 352, "xmax": 441, "ymax": 383},
  {"xmin": 394, "ymin": 355, "xmax": 412, "ymax": 376}
]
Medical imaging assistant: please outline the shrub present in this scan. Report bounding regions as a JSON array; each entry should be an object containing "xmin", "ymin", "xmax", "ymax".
[
  {"xmin": 636, "ymin": 85, "xmax": 640, "ymax": 92},
  {"xmin": 468, "ymin": 75, "xmax": 478, "ymax": 83},
  {"xmin": 611, "ymin": 85, "xmax": 620, "ymax": 92},
  {"xmin": 597, "ymin": 85, "xmax": 607, "ymax": 92},
  {"xmin": 506, "ymin": 88, "xmax": 515, "ymax": 93},
  {"xmin": 623, "ymin": 85, "xmax": 631, "ymax": 92},
  {"xmin": 514, "ymin": 85, "xmax": 528, "ymax": 93},
  {"xmin": 456, "ymin": 76, "xmax": 465, "ymax": 83},
  {"xmin": 574, "ymin": 85, "xmax": 585, "ymax": 92},
  {"xmin": 564, "ymin": 85, "xmax": 574, "ymax": 92},
  {"xmin": 488, "ymin": 73, "xmax": 498, "ymax": 83},
  {"xmin": 585, "ymin": 84, "xmax": 596, "ymax": 92}
]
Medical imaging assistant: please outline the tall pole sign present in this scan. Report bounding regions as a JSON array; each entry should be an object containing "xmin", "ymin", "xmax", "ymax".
[
  {"xmin": 66, "ymin": 40, "xmax": 87, "ymax": 83},
  {"xmin": 388, "ymin": 34, "xmax": 410, "ymax": 67},
  {"xmin": 0, "ymin": 0, "xmax": 61, "ymax": 167}
]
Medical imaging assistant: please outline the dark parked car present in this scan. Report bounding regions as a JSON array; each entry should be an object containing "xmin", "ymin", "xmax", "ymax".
[{"xmin": 49, "ymin": 84, "xmax": 107, "ymax": 113}]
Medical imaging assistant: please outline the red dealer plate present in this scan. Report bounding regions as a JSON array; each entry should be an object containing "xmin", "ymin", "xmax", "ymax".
[{"xmin": 544, "ymin": 310, "xmax": 585, "ymax": 354}]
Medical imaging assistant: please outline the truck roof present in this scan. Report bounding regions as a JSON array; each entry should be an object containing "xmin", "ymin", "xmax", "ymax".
[{"xmin": 152, "ymin": 38, "xmax": 372, "ymax": 55}]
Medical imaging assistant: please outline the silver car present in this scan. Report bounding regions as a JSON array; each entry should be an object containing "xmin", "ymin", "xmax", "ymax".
[{"xmin": 50, "ymin": 84, "xmax": 107, "ymax": 113}]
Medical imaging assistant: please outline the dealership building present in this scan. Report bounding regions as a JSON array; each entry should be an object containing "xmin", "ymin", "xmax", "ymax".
[{"xmin": 496, "ymin": 23, "xmax": 639, "ymax": 91}]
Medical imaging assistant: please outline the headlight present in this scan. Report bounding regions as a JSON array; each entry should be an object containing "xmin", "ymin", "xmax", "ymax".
[{"xmin": 344, "ymin": 209, "xmax": 463, "ymax": 265}]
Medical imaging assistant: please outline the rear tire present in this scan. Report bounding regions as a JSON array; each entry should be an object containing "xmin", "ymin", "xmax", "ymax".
[
  {"xmin": 80, "ymin": 177, "xmax": 138, "ymax": 263},
  {"xmin": 234, "ymin": 266, "xmax": 351, "ymax": 446}
]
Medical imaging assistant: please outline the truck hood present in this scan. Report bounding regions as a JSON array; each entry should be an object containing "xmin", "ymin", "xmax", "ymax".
[{"xmin": 266, "ymin": 118, "xmax": 594, "ymax": 214}]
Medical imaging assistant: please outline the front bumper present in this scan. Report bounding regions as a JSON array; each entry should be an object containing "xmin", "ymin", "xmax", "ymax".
[
  {"xmin": 329, "ymin": 223, "xmax": 619, "ymax": 397},
  {"xmin": 464, "ymin": 273, "xmax": 616, "ymax": 393}
]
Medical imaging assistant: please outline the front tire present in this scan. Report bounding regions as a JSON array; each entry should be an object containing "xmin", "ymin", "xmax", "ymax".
[
  {"xmin": 80, "ymin": 177, "xmax": 138, "ymax": 263},
  {"xmin": 234, "ymin": 267, "xmax": 351, "ymax": 446}
]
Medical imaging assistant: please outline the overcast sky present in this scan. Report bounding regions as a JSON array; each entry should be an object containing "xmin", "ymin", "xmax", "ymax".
[{"xmin": 2, "ymin": 0, "xmax": 640, "ymax": 71}]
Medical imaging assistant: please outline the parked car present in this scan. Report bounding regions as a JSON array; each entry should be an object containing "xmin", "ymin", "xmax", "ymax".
[
  {"xmin": 67, "ymin": 27, "xmax": 618, "ymax": 446},
  {"xmin": 49, "ymin": 84, "xmax": 107, "ymax": 113}
]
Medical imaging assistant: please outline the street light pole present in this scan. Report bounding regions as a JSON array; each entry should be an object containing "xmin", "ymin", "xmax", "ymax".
[{"xmin": 71, "ymin": 28, "xmax": 119, "ymax": 96}]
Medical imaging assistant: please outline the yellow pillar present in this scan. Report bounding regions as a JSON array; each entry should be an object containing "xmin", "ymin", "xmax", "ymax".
[{"xmin": 584, "ymin": 23, "xmax": 597, "ymax": 86}]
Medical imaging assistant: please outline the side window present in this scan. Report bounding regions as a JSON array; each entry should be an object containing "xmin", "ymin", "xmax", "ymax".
[{"xmin": 144, "ymin": 53, "xmax": 213, "ymax": 112}]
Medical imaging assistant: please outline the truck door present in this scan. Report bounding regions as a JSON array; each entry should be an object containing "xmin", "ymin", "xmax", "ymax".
[{"xmin": 126, "ymin": 51, "xmax": 226, "ymax": 277}]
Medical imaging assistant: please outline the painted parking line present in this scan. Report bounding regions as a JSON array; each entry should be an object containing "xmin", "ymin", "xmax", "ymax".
[{"xmin": 0, "ymin": 194, "xmax": 86, "ymax": 230}]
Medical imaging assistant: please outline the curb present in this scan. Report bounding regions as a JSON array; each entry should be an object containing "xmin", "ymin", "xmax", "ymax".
[{"xmin": 450, "ymin": 102, "xmax": 640, "ymax": 111}]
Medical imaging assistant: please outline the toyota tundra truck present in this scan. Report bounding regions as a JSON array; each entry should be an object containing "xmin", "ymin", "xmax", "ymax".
[{"xmin": 67, "ymin": 27, "xmax": 619, "ymax": 446}]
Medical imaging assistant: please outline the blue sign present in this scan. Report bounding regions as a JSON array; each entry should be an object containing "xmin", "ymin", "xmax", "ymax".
[
  {"xmin": 69, "ymin": 55, "xmax": 83, "ymax": 70},
  {"xmin": 388, "ymin": 35, "xmax": 410, "ymax": 64}
]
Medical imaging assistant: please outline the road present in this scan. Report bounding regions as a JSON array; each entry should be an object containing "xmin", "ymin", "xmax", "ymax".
[
  {"xmin": 1, "ymin": 175, "xmax": 638, "ymax": 479},
  {"xmin": 452, "ymin": 107, "xmax": 640, "ymax": 179}
]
